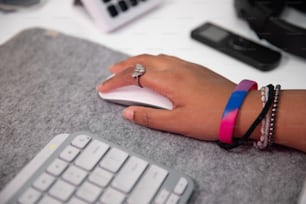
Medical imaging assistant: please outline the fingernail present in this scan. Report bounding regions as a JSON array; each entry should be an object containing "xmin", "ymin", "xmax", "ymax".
[{"xmin": 123, "ymin": 108, "xmax": 134, "ymax": 121}]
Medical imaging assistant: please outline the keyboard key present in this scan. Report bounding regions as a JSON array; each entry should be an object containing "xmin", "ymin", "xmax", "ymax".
[
  {"xmin": 100, "ymin": 147, "xmax": 128, "ymax": 173},
  {"xmin": 47, "ymin": 158, "xmax": 68, "ymax": 176},
  {"xmin": 118, "ymin": 0, "xmax": 129, "ymax": 12},
  {"xmin": 62, "ymin": 165, "xmax": 87, "ymax": 186},
  {"xmin": 32, "ymin": 172, "xmax": 55, "ymax": 192},
  {"xmin": 67, "ymin": 196, "xmax": 88, "ymax": 204},
  {"xmin": 166, "ymin": 193, "xmax": 180, "ymax": 204},
  {"xmin": 18, "ymin": 187, "xmax": 42, "ymax": 204},
  {"xmin": 76, "ymin": 181, "xmax": 102, "ymax": 203},
  {"xmin": 75, "ymin": 139, "xmax": 109, "ymax": 171},
  {"xmin": 38, "ymin": 195, "xmax": 61, "ymax": 204},
  {"xmin": 49, "ymin": 180, "xmax": 75, "ymax": 202},
  {"xmin": 111, "ymin": 156, "xmax": 148, "ymax": 193},
  {"xmin": 88, "ymin": 167, "xmax": 113, "ymax": 188},
  {"xmin": 154, "ymin": 188, "xmax": 170, "ymax": 204},
  {"xmin": 127, "ymin": 165, "xmax": 168, "ymax": 203},
  {"xmin": 59, "ymin": 145, "xmax": 80, "ymax": 162},
  {"xmin": 71, "ymin": 134, "xmax": 91, "ymax": 149},
  {"xmin": 174, "ymin": 177, "xmax": 188, "ymax": 195},
  {"xmin": 100, "ymin": 187, "xmax": 126, "ymax": 204},
  {"xmin": 107, "ymin": 5, "xmax": 119, "ymax": 17}
]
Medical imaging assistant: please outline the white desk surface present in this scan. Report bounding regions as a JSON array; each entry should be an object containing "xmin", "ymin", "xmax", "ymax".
[{"xmin": 1, "ymin": 0, "xmax": 305, "ymax": 89}]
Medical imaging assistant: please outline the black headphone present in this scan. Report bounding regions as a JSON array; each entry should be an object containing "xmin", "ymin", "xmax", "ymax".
[{"xmin": 234, "ymin": 0, "xmax": 306, "ymax": 59}]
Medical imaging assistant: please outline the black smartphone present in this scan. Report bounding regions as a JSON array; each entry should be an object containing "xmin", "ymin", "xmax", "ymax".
[{"xmin": 191, "ymin": 22, "xmax": 282, "ymax": 71}]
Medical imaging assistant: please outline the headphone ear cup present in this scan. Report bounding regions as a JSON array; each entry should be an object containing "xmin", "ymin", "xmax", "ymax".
[
  {"xmin": 288, "ymin": 0, "xmax": 306, "ymax": 12},
  {"xmin": 234, "ymin": 0, "xmax": 285, "ymax": 18},
  {"xmin": 270, "ymin": 0, "xmax": 286, "ymax": 15},
  {"xmin": 234, "ymin": 0, "xmax": 250, "ymax": 18}
]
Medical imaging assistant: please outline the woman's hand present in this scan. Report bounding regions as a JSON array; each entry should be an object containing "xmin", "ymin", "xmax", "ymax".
[{"xmin": 97, "ymin": 54, "xmax": 236, "ymax": 141}]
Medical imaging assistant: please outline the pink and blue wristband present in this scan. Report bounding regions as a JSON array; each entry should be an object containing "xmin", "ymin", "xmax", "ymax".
[{"xmin": 219, "ymin": 80, "xmax": 258, "ymax": 144}]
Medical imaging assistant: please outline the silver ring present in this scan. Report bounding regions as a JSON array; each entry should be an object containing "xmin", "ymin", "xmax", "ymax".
[{"xmin": 132, "ymin": 64, "xmax": 146, "ymax": 88}]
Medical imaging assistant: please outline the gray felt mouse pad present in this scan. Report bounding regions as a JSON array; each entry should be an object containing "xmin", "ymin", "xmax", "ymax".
[{"xmin": 0, "ymin": 28, "xmax": 305, "ymax": 204}]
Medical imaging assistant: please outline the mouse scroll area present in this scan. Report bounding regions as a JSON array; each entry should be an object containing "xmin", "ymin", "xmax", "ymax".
[{"xmin": 98, "ymin": 85, "xmax": 173, "ymax": 110}]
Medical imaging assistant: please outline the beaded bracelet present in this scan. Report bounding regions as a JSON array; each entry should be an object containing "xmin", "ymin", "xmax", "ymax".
[
  {"xmin": 253, "ymin": 84, "xmax": 281, "ymax": 150},
  {"xmin": 254, "ymin": 86, "xmax": 270, "ymax": 149},
  {"xmin": 218, "ymin": 84, "xmax": 275, "ymax": 150},
  {"xmin": 218, "ymin": 80, "xmax": 258, "ymax": 144},
  {"xmin": 268, "ymin": 84, "xmax": 281, "ymax": 147}
]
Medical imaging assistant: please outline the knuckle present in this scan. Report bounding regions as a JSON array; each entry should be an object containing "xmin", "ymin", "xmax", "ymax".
[
  {"xmin": 158, "ymin": 54, "xmax": 179, "ymax": 61},
  {"xmin": 157, "ymin": 54, "xmax": 169, "ymax": 58},
  {"xmin": 135, "ymin": 111, "xmax": 152, "ymax": 127},
  {"xmin": 141, "ymin": 112, "xmax": 151, "ymax": 127},
  {"xmin": 136, "ymin": 54, "xmax": 152, "ymax": 60},
  {"xmin": 163, "ymin": 69, "xmax": 182, "ymax": 82}
]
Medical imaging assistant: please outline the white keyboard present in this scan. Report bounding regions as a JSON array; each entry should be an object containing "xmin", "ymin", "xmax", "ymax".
[
  {"xmin": 80, "ymin": 0, "xmax": 162, "ymax": 32},
  {"xmin": 0, "ymin": 132, "xmax": 194, "ymax": 204}
]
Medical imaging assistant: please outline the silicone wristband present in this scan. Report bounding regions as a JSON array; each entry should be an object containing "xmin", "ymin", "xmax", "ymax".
[{"xmin": 219, "ymin": 80, "xmax": 257, "ymax": 144}]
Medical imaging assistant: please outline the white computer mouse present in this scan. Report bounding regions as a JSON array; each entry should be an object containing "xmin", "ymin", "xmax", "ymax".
[{"xmin": 98, "ymin": 85, "xmax": 173, "ymax": 110}]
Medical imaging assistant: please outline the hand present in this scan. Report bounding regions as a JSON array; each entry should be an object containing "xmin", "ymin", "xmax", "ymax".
[{"xmin": 97, "ymin": 54, "xmax": 236, "ymax": 141}]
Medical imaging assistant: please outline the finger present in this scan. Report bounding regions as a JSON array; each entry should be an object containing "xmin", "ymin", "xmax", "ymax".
[
  {"xmin": 98, "ymin": 67, "xmax": 162, "ymax": 93},
  {"xmin": 97, "ymin": 66, "xmax": 136, "ymax": 92},
  {"xmin": 123, "ymin": 106, "xmax": 182, "ymax": 133},
  {"xmin": 108, "ymin": 54, "xmax": 152, "ymax": 73},
  {"xmin": 98, "ymin": 64, "xmax": 171, "ymax": 97},
  {"xmin": 109, "ymin": 54, "xmax": 166, "ymax": 73},
  {"xmin": 98, "ymin": 55, "xmax": 159, "ymax": 92}
]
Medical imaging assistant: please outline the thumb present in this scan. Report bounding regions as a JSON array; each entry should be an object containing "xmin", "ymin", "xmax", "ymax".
[{"xmin": 123, "ymin": 106, "xmax": 177, "ymax": 132}]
